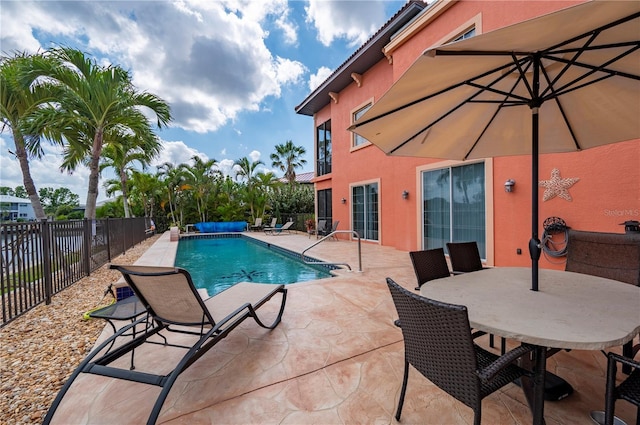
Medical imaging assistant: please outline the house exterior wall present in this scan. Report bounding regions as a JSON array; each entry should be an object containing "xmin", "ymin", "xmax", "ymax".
[
  {"xmin": 309, "ymin": 0, "xmax": 640, "ymax": 271},
  {"xmin": 0, "ymin": 195, "xmax": 36, "ymax": 221}
]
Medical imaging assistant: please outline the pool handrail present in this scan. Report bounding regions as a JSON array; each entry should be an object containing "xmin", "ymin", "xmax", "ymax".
[{"xmin": 302, "ymin": 230, "xmax": 362, "ymax": 272}]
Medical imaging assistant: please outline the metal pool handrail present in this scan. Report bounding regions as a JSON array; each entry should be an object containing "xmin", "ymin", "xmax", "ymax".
[{"xmin": 301, "ymin": 230, "xmax": 362, "ymax": 272}]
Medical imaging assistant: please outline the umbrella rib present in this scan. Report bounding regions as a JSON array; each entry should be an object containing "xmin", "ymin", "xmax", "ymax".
[
  {"xmin": 539, "ymin": 65, "xmax": 580, "ymax": 151},
  {"xmin": 541, "ymin": 10, "xmax": 640, "ymax": 55},
  {"xmin": 389, "ymin": 60, "xmax": 527, "ymax": 155},
  {"xmin": 353, "ymin": 60, "xmax": 518, "ymax": 129},
  {"xmin": 541, "ymin": 44, "xmax": 640, "ymax": 100},
  {"xmin": 463, "ymin": 65, "xmax": 528, "ymax": 160},
  {"xmin": 540, "ymin": 31, "xmax": 598, "ymax": 100}
]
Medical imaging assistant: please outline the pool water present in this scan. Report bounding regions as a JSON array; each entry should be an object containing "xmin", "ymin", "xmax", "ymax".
[{"xmin": 174, "ymin": 236, "xmax": 333, "ymax": 295}]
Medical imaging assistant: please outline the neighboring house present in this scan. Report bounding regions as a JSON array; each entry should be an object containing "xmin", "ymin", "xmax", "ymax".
[
  {"xmin": 295, "ymin": 0, "xmax": 639, "ymax": 271},
  {"xmin": 277, "ymin": 171, "xmax": 315, "ymax": 185},
  {"xmin": 0, "ymin": 195, "xmax": 36, "ymax": 221}
]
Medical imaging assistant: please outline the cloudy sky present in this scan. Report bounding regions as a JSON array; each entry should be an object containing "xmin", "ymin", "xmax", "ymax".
[{"xmin": 0, "ymin": 0, "xmax": 408, "ymax": 203}]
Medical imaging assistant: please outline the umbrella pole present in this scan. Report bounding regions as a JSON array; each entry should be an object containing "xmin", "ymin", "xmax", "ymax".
[{"xmin": 529, "ymin": 107, "xmax": 541, "ymax": 291}]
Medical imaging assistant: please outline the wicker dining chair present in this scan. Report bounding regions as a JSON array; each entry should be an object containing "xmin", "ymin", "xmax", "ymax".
[
  {"xmin": 446, "ymin": 241, "xmax": 486, "ymax": 273},
  {"xmin": 409, "ymin": 248, "xmax": 451, "ymax": 290},
  {"xmin": 604, "ymin": 346, "xmax": 640, "ymax": 425},
  {"xmin": 446, "ymin": 241, "xmax": 505, "ymax": 353},
  {"xmin": 386, "ymin": 278, "xmax": 534, "ymax": 425}
]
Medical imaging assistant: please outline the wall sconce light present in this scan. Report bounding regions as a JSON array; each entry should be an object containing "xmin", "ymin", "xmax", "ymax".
[
  {"xmin": 341, "ymin": 197, "xmax": 347, "ymax": 204},
  {"xmin": 402, "ymin": 190, "xmax": 409, "ymax": 200},
  {"xmin": 504, "ymin": 179, "xmax": 516, "ymax": 193}
]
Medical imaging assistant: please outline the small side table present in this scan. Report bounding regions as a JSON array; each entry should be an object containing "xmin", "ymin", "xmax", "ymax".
[{"xmin": 89, "ymin": 296, "xmax": 148, "ymax": 369}]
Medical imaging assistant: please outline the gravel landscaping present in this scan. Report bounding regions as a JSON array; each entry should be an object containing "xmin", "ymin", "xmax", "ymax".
[{"xmin": 0, "ymin": 235, "xmax": 161, "ymax": 425}]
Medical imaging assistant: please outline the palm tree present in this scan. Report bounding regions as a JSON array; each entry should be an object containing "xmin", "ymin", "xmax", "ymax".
[
  {"xmin": 157, "ymin": 162, "xmax": 189, "ymax": 227},
  {"xmin": 99, "ymin": 131, "xmax": 161, "ymax": 217},
  {"xmin": 0, "ymin": 52, "xmax": 60, "ymax": 220},
  {"xmin": 270, "ymin": 140, "xmax": 307, "ymax": 185},
  {"xmin": 234, "ymin": 157, "xmax": 264, "ymax": 183},
  {"xmin": 25, "ymin": 47, "xmax": 171, "ymax": 219},
  {"xmin": 181, "ymin": 156, "xmax": 219, "ymax": 223},
  {"xmin": 234, "ymin": 157, "xmax": 265, "ymax": 220},
  {"xmin": 129, "ymin": 170, "xmax": 163, "ymax": 218}
]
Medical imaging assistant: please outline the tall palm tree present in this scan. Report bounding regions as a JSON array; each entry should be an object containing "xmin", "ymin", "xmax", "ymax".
[
  {"xmin": 25, "ymin": 47, "xmax": 171, "ymax": 219},
  {"xmin": 157, "ymin": 162, "xmax": 189, "ymax": 227},
  {"xmin": 129, "ymin": 170, "xmax": 163, "ymax": 218},
  {"xmin": 270, "ymin": 140, "xmax": 307, "ymax": 185},
  {"xmin": 99, "ymin": 131, "xmax": 161, "ymax": 217},
  {"xmin": 234, "ymin": 157, "xmax": 264, "ymax": 220},
  {"xmin": 181, "ymin": 156, "xmax": 219, "ymax": 223},
  {"xmin": 0, "ymin": 52, "xmax": 60, "ymax": 219},
  {"xmin": 234, "ymin": 157, "xmax": 264, "ymax": 183}
]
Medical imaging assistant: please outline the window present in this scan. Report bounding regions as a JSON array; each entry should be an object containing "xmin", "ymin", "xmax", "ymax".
[
  {"xmin": 352, "ymin": 182, "xmax": 379, "ymax": 241},
  {"xmin": 352, "ymin": 102, "xmax": 372, "ymax": 148},
  {"xmin": 316, "ymin": 120, "xmax": 332, "ymax": 176},
  {"xmin": 453, "ymin": 27, "xmax": 475, "ymax": 42},
  {"xmin": 421, "ymin": 162, "xmax": 485, "ymax": 257},
  {"xmin": 317, "ymin": 189, "xmax": 332, "ymax": 225}
]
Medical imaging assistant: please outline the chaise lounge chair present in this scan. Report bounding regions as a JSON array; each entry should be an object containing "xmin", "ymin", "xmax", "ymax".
[
  {"xmin": 249, "ymin": 217, "xmax": 263, "ymax": 231},
  {"xmin": 43, "ymin": 265, "xmax": 287, "ymax": 425},
  {"xmin": 264, "ymin": 220, "xmax": 293, "ymax": 235},
  {"xmin": 262, "ymin": 217, "xmax": 278, "ymax": 232}
]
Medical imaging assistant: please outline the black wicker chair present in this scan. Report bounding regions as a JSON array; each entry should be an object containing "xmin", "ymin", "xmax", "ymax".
[
  {"xmin": 386, "ymin": 278, "xmax": 534, "ymax": 425},
  {"xmin": 446, "ymin": 241, "xmax": 486, "ymax": 273},
  {"xmin": 604, "ymin": 346, "xmax": 640, "ymax": 425},
  {"xmin": 409, "ymin": 248, "xmax": 451, "ymax": 290},
  {"xmin": 446, "ymin": 241, "xmax": 505, "ymax": 353}
]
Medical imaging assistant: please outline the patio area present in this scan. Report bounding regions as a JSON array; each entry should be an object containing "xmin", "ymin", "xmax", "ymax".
[{"xmin": 48, "ymin": 230, "xmax": 636, "ymax": 425}]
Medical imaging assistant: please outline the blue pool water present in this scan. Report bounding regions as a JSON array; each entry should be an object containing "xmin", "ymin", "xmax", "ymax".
[{"xmin": 174, "ymin": 235, "xmax": 333, "ymax": 295}]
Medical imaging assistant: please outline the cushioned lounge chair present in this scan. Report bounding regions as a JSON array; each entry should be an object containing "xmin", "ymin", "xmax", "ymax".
[
  {"xmin": 386, "ymin": 278, "xmax": 534, "ymax": 425},
  {"xmin": 43, "ymin": 265, "xmax": 287, "ymax": 425},
  {"xmin": 265, "ymin": 220, "xmax": 293, "ymax": 235}
]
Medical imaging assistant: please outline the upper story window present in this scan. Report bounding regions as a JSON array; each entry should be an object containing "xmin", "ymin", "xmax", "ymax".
[
  {"xmin": 352, "ymin": 102, "xmax": 372, "ymax": 148},
  {"xmin": 453, "ymin": 27, "xmax": 475, "ymax": 42},
  {"xmin": 316, "ymin": 120, "xmax": 332, "ymax": 176}
]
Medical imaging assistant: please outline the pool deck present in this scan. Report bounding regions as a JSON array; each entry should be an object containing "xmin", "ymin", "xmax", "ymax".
[{"xmin": 49, "ymin": 230, "xmax": 636, "ymax": 424}]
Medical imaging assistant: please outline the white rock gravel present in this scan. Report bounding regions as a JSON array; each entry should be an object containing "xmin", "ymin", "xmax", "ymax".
[{"xmin": 0, "ymin": 235, "xmax": 161, "ymax": 424}]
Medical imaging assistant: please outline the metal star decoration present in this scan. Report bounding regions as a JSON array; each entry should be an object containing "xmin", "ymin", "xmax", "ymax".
[{"xmin": 539, "ymin": 168, "xmax": 580, "ymax": 202}]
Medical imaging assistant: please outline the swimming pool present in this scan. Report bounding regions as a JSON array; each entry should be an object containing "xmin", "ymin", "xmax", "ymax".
[{"xmin": 174, "ymin": 234, "xmax": 334, "ymax": 295}]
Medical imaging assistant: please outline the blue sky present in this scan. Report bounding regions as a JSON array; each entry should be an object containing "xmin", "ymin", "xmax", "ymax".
[{"xmin": 0, "ymin": 0, "xmax": 408, "ymax": 203}]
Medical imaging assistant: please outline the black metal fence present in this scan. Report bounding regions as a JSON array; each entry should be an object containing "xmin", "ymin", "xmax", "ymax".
[{"xmin": 1, "ymin": 217, "xmax": 149, "ymax": 327}]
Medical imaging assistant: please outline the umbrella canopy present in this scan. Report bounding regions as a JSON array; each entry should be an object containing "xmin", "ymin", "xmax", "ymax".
[{"xmin": 350, "ymin": 0, "xmax": 640, "ymax": 291}]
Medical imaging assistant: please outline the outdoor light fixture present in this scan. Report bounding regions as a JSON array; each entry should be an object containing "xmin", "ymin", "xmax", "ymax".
[
  {"xmin": 504, "ymin": 179, "xmax": 516, "ymax": 193},
  {"xmin": 341, "ymin": 197, "xmax": 347, "ymax": 204},
  {"xmin": 402, "ymin": 190, "xmax": 409, "ymax": 199}
]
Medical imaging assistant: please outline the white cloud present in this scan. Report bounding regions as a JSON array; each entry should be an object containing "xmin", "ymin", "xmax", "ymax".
[
  {"xmin": 248, "ymin": 150, "xmax": 262, "ymax": 163},
  {"xmin": 152, "ymin": 140, "xmax": 209, "ymax": 168},
  {"xmin": 217, "ymin": 158, "xmax": 236, "ymax": 177},
  {"xmin": 309, "ymin": 66, "xmax": 334, "ymax": 91},
  {"xmin": 0, "ymin": 0, "xmax": 305, "ymax": 134},
  {"xmin": 305, "ymin": 0, "xmax": 388, "ymax": 48}
]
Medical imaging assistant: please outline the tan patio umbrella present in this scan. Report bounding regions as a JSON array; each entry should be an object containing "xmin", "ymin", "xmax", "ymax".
[{"xmin": 349, "ymin": 0, "xmax": 640, "ymax": 291}]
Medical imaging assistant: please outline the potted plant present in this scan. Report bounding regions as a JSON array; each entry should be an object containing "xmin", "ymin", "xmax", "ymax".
[{"xmin": 305, "ymin": 218, "xmax": 315, "ymax": 233}]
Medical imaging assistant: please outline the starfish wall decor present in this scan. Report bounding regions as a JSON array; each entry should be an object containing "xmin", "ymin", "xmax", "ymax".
[{"xmin": 539, "ymin": 168, "xmax": 580, "ymax": 202}]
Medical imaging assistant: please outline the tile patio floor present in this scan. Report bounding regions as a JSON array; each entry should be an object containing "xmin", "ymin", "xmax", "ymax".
[{"xmin": 49, "ymin": 231, "xmax": 637, "ymax": 424}]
